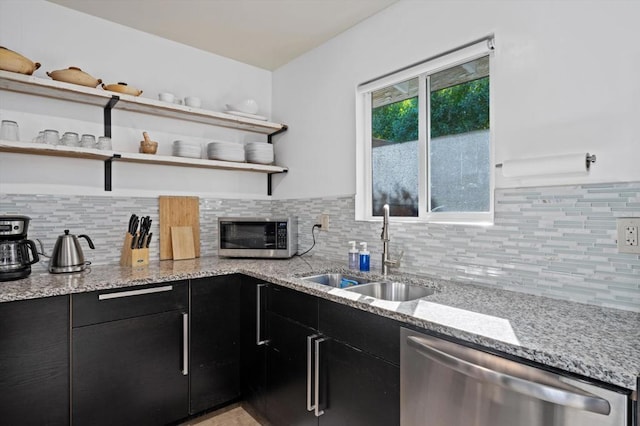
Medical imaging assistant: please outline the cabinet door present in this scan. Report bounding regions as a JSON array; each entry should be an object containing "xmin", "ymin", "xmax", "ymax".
[
  {"xmin": 190, "ymin": 275, "xmax": 241, "ymax": 413},
  {"xmin": 72, "ymin": 310, "xmax": 189, "ymax": 426},
  {"xmin": 240, "ymin": 275, "xmax": 268, "ymax": 417},
  {"xmin": 0, "ymin": 295, "xmax": 69, "ymax": 425},
  {"xmin": 319, "ymin": 339, "xmax": 400, "ymax": 426},
  {"xmin": 268, "ymin": 284, "xmax": 318, "ymax": 329},
  {"xmin": 319, "ymin": 298, "xmax": 400, "ymax": 365},
  {"xmin": 266, "ymin": 312, "xmax": 318, "ymax": 426}
]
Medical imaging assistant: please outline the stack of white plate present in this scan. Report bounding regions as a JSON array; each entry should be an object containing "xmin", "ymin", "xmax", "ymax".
[
  {"xmin": 207, "ymin": 140, "xmax": 245, "ymax": 162},
  {"xmin": 172, "ymin": 140, "xmax": 202, "ymax": 159},
  {"xmin": 245, "ymin": 142, "xmax": 274, "ymax": 164}
]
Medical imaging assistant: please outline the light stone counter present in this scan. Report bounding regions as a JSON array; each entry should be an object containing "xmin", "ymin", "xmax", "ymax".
[{"xmin": 1, "ymin": 255, "xmax": 638, "ymax": 391}]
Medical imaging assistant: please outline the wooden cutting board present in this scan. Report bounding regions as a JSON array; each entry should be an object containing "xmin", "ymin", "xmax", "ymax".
[
  {"xmin": 159, "ymin": 196, "xmax": 200, "ymax": 260},
  {"xmin": 170, "ymin": 226, "xmax": 196, "ymax": 260}
]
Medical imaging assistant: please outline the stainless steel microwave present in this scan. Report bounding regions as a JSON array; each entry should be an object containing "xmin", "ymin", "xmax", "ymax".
[{"xmin": 217, "ymin": 217, "xmax": 298, "ymax": 258}]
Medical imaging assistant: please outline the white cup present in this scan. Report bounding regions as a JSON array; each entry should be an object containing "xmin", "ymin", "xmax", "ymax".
[
  {"xmin": 184, "ymin": 96, "xmax": 201, "ymax": 108},
  {"xmin": 0, "ymin": 120, "xmax": 19, "ymax": 141},
  {"xmin": 60, "ymin": 132, "xmax": 79, "ymax": 147},
  {"xmin": 43, "ymin": 129, "xmax": 59, "ymax": 145},
  {"xmin": 32, "ymin": 131, "xmax": 45, "ymax": 144},
  {"xmin": 158, "ymin": 92, "xmax": 175, "ymax": 103},
  {"xmin": 80, "ymin": 134, "xmax": 96, "ymax": 148},
  {"xmin": 97, "ymin": 136, "xmax": 112, "ymax": 150}
]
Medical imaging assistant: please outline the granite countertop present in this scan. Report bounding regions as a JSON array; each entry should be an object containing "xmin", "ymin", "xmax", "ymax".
[{"xmin": 2, "ymin": 255, "xmax": 638, "ymax": 391}]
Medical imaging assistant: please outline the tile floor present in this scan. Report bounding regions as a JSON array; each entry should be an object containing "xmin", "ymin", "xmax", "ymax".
[{"xmin": 181, "ymin": 404, "xmax": 262, "ymax": 426}]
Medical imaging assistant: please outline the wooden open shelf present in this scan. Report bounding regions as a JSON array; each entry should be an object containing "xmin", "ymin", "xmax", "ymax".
[
  {"xmin": 0, "ymin": 70, "xmax": 286, "ymax": 135},
  {"xmin": 0, "ymin": 70, "xmax": 289, "ymax": 194},
  {"xmin": 0, "ymin": 140, "xmax": 287, "ymax": 174}
]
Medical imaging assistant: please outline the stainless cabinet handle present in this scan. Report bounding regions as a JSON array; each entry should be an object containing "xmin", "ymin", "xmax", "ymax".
[
  {"xmin": 182, "ymin": 312, "xmax": 189, "ymax": 375},
  {"xmin": 98, "ymin": 285, "xmax": 173, "ymax": 300},
  {"xmin": 256, "ymin": 284, "xmax": 269, "ymax": 345},
  {"xmin": 406, "ymin": 335, "xmax": 611, "ymax": 415},
  {"xmin": 314, "ymin": 337, "xmax": 329, "ymax": 417},
  {"xmin": 307, "ymin": 334, "xmax": 321, "ymax": 412}
]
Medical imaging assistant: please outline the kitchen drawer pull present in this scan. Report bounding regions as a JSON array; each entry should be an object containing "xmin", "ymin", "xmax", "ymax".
[
  {"xmin": 98, "ymin": 285, "xmax": 173, "ymax": 300},
  {"xmin": 182, "ymin": 312, "xmax": 189, "ymax": 375},
  {"xmin": 307, "ymin": 334, "xmax": 321, "ymax": 411},
  {"xmin": 256, "ymin": 284, "xmax": 270, "ymax": 345},
  {"xmin": 406, "ymin": 335, "xmax": 611, "ymax": 415},
  {"xmin": 314, "ymin": 337, "xmax": 329, "ymax": 417}
]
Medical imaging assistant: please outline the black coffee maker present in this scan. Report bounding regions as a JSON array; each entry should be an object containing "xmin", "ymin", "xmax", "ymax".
[{"xmin": 0, "ymin": 215, "xmax": 40, "ymax": 281}]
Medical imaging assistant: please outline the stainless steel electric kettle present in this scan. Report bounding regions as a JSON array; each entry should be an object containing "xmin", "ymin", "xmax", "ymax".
[{"xmin": 49, "ymin": 229, "xmax": 95, "ymax": 273}]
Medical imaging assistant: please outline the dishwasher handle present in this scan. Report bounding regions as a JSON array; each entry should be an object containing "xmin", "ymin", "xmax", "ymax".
[{"xmin": 406, "ymin": 335, "xmax": 611, "ymax": 416}]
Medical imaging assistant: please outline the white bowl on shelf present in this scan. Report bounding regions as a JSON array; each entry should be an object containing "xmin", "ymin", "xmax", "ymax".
[{"xmin": 227, "ymin": 99, "xmax": 259, "ymax": 115}]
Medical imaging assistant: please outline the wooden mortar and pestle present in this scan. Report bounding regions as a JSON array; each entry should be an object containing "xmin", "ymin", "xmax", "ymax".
[{"xmin": 139, "ymin": 131, "xmax": 158, "ymax": 154}]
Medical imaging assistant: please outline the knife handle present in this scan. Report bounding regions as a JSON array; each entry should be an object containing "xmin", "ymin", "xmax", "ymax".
[
  {"xmin": 131, "ymin": 234, "xmax": 138, "ymax": 249},
  {"xmin": 145, "ymin": 233, "xmax": 153, "ymax": 248}
]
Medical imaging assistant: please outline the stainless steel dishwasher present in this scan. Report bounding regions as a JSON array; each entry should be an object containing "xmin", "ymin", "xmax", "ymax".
[{"xmin": 400, "ymin": 327, "xmax": 631, "ymax": 426}]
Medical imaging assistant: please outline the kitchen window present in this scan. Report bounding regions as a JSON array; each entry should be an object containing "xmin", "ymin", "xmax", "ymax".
[{"xmin": 355, "ymin": 37, "xmax": 495, "ymax": 224}]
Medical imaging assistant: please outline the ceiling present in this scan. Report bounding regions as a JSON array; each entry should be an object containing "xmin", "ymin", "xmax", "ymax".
[{"xmin": 48, "ymin": 0, "xmax": 399, "ymax": 70}]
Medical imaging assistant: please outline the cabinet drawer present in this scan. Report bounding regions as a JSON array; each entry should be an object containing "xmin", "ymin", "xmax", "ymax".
[
  {"xmin": 319, "ymin": 298, "xmax": 400, "ymax": 365},
  {"xmin": 267, "ymin": 284, "xmax": 318, "ymax": 329},
  {"xmin": 72, "ymin": 281, "xmax": 188, "ymax": 327}
]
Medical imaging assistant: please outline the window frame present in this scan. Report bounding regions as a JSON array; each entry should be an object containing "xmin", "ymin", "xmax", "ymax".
[{"xmin": 355, "ymin": 38, "xmax": 495, "ymax": 225}]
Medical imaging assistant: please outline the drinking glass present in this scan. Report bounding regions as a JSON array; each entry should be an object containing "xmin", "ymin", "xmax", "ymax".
[
  {"xmin": 60, "ymin": 132, "xmax": 79, "ymax": 147},
  {"xmin": 97, "ymin": 136, "xmax": 112, "ymax": 150},
  {"xmin": 43, "ymin": 129, "xmax": 60, "ymax": 145},
  {"xmin": 0, "ymin": 120, "xmax": 19, "ymax": 141},
  {"xmin": 32, "ymin": 131, "xmax": 44, "ymax": 144},
  {"xmin": 80, "ymin": 134, "xmax": 96, "ymax": 148}
]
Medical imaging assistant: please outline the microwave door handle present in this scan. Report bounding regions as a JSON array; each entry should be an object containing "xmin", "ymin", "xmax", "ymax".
[{"xmin": 406, "ymin": 336, "xmax": 611, "ymax": 416}]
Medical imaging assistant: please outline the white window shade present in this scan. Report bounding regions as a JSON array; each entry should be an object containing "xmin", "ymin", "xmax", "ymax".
[{"xmin": 358, "ymin": 36, "xmax": 495, "ymax": 95}]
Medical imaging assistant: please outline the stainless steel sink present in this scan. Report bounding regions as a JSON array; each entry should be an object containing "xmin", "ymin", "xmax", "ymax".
[
  {"xmin": 300, "ymin": 273, "xmax": 370, "ymax": 288},
  {"xmin": 345, "ymin": 281, "xmax": 435, "ymax": 301}
]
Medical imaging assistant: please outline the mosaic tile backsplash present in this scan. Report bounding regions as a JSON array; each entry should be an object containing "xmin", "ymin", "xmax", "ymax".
[{"xmin": 2, "ymin": 181, "xmax": 639, "ymax": 312}]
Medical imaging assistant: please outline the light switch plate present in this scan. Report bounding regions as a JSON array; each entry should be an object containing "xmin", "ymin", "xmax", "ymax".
[{"xmin": 617, "ymin": 218, "xmax": 640, "ymax": 254}]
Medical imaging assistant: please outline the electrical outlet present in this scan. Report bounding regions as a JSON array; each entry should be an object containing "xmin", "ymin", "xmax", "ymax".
[
  {"xmin": 617, "ymin": 218, "xmax": 640, "ymax": 254},
  {"xmin": 318, "ymin": 213, "xmax": 330, "ymax": 231}
]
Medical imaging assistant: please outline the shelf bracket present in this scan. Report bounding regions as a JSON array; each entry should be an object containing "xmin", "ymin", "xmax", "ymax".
[
  {"xmin": 266, "ymin": 125, "xmax": 288, "ymax": 195},
  {"xmin": 103, "ymin": 95, "xmax": 120, "ymax": 138},
  {"xmin": 267, "ymin": 124, "xmax": 288, "ymax": 143},
  {"xmin": 267, "ymin": 170, "xmax": 288, "ymax": 196},
  {"xmin": 104, "ymin": 154, "xmax": 121, "ymax": 191}
]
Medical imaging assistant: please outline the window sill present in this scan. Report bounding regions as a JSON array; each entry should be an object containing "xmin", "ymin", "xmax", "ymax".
[{"xmin": 355, "ymin": 212, "xmax": 494, "ymax": 227}]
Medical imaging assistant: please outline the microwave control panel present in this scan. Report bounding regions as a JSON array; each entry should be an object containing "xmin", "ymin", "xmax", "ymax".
[{"xmin": 276, "ymin": 222, "xmax": 288, "ymax": 249}]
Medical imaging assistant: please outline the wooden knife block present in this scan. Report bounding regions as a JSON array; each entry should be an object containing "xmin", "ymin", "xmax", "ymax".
[{"xmin": 120, "ymin": 233, "xmax": 149, "ymax": 267}]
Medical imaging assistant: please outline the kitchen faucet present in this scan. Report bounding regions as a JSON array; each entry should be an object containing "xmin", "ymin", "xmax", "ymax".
[{"xmin": 381, "ymin": 204, "xmax": 400, "ymax": 276}]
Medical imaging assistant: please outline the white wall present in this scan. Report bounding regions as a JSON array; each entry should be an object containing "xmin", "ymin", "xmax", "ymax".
[
  {"xmin": 0, "ymin": 0, "xmax": 273, "ymax": 198},
  {"xmin": 272, "ymin": 0, "xmax": 640, "ymax": 199}
]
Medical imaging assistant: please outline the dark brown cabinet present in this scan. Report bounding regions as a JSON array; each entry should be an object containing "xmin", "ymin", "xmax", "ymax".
[
  {"xmin": 190, "ymin": 275, "xmax": 242, "ymax": 413},
  {"xmin": 317, "ymin": 299, "xmax": 400, "ymax": 426},
  {"xmin": 0, "ymin": 295, "xmax": 69, "ymax": 426},
  {"xmin": 265, "ymin": 311, "xmax": 319, "ymax": 426},
  {"xmin": 240, "ymin": 275, "xmax": 269, "ymax": 418},
  {"xmin": 244, "ymin": 283, "xmax": 400, "ymax": 426},
  {"xmin": 71, "ymin": 282, "xmax": 189, "ymax": 426},
  {"xmin": 0, "ymin": 275, "xmax": 401, "ymax": 426},
  {"xmin": 319, "ymin": 338, "xmax": 399, "ymax": 426}
]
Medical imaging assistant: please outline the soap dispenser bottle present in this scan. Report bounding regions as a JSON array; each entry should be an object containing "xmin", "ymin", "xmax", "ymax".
[
  {"xmin": 359, "ymin": 242, "xmax": 370, "ymax": 272},
  {"xmin": 348, "ymin": 241, "xmax": 359, "ymax": 270}
]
